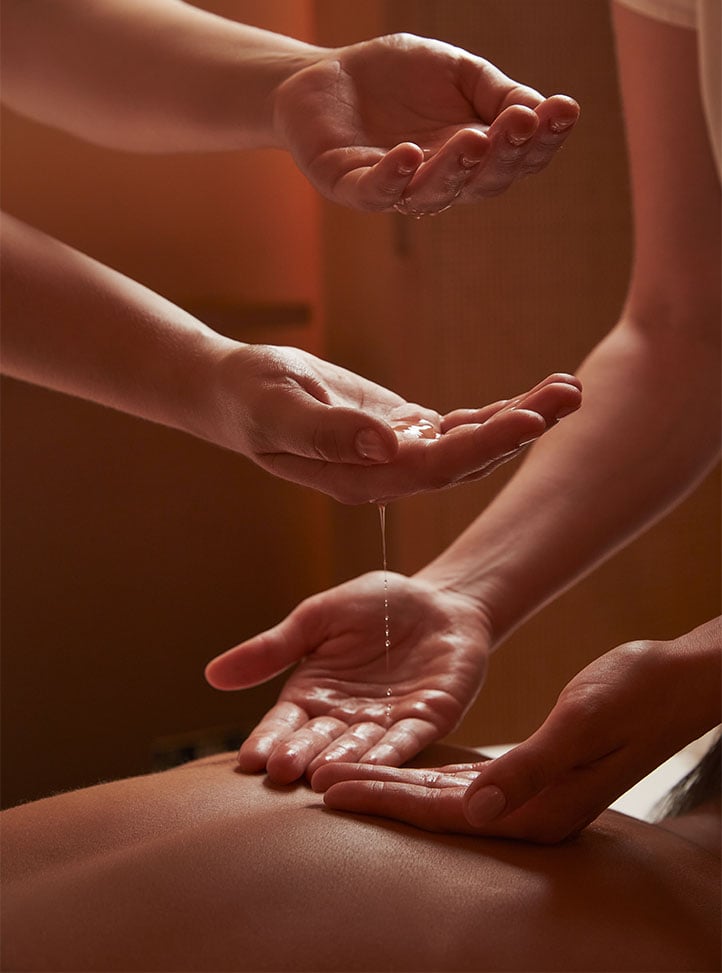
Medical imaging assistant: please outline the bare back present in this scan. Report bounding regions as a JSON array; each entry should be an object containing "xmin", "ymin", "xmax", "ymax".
[{"xmin": 1, "ymin": 746, "xmax": 719, "ymax": 972}]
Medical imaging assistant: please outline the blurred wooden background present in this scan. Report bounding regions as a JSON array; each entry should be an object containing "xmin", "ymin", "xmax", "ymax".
[{"xmin": 2, "ymin": 0, "xmax": 719, "ymax": 807}]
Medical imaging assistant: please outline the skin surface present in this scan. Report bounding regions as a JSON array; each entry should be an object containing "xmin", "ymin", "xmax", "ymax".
[{"xmin": 1, "ymin": 744, "xmax": 719, "ymax": 973}]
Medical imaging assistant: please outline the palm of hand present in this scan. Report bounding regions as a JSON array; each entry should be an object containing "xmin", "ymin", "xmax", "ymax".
[
  {"xmin": 279, "ymin": 574, "xmax": 485, "ymax": 723},
  {"xmin": 234, "ymin": 573, "xmax": 491, "ymax": 783},
  {"xmin": 278, "ymin": 35, "xmax": 478, "ymax": 153},
  {"xmin": 275, "ymin": 35, "xmax": 493, "ymax": 210},
  {"xmin": 324, "ymin": 38, "xmax": 483, "ymax": 150}
]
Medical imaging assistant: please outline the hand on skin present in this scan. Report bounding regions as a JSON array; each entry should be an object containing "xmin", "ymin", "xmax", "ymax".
[
  {"xmin": 209, "ymin": 346, "xmax": 582, "ymax": 503},
  {"xmin": 205, "ymin": 573, "xmax": 494, "ymax": 784},
  {"xmin": 314, "ymin": 620, "xmax": 722, "ymax": 843},
  {"xmin": 274, "ymin": 33, "xmax": 580, "ymax": 213}
]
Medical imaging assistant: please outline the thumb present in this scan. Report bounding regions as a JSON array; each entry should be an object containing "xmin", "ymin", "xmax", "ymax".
[
  {"xmin": 276, "ymin": 401, "xmax": 399, "ymax": 465},
  {"xmin": 205, "ymin": 612, "xmax": 311, "ymax": 690},
  {"xmin": 463, "ymin": 740, "xmax": 560, "ymax": 827},
  {"xmin": 462, "ymin": 703, "xmax": 605, "ymax": 826}
]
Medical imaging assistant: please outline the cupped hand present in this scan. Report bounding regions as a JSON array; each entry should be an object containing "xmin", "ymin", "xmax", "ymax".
[
  {"xmin": 274, "ymin": 33, "xmax": 579, "ymax": 213},
  {"xmin": 205, "ymin": 572, "xmax": 494, "ymax": 784},
  {"xmin": 208, "ymin": 343, "xmax": 582, "ymax": 503},
  {"xmin": 314, "ymin": 620, "xmax": 722, "ymax": 842}
]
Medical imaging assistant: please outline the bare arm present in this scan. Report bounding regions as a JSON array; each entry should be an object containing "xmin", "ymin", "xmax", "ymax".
[
  {"xmin": 2, "ymin": 213, "xmax": 580, "ymax": 502},
  {"xmin": 0, "ymin": 0, "xmax": 579, "ymax": 210},
  {"xmin": 418, "ymin": 3, "xmax": 721, "ymax": 645},
  {"xmin": 0, "ymin": 0, "xmax": 315, "ymax": 151}
]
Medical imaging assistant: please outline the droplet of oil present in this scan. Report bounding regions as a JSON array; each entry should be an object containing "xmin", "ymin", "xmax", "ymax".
[{"xmin": 378, "ymin": 503, "xmax": 393, "ymax": 726}]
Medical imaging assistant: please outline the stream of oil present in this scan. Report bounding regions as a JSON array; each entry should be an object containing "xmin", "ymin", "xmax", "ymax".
[{"xmin": 377, "ymin": 503, "xmax": 393, "ymax": 725}]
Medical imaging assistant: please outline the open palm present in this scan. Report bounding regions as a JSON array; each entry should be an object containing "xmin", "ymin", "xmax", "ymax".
[{"xmin": 205, "ymin": 572, "xmax": 492, "ymax": 783}]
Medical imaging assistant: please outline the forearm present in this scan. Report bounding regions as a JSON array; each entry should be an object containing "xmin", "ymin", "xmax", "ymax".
[
  {"xmin": 418, "ymin": 313, "xmax": 721, "ymax": 647},
  {"xmin": 0, "ymin": 0, "xmax": 324, "ymax": 151},
  {"xmin": 0, "ymin": 212, "xmax": 235, "ymax": 439},
  {"xmin": 419, "ymin": 5, "xmax": 721, "ymax": 649}
]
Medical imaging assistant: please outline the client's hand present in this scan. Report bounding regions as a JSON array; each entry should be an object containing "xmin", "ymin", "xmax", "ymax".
[
  {"xmin": 313, "ymin": 620, "xmax": 721, "ymax": 843},
  {"xmin": 275, "ymin": 33, "xmax": 579, "ymax": 213},
  {"xmin": 209, "ymin": 345, "xmax": 582, "ymax": 503},
  {"xmin": 205, "ymin": 573, "xmax": 493, "ymax": 784}
]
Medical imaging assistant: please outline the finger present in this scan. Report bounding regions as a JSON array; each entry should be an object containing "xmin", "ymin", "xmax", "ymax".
[
  {"xmin": 441, "ymin": 374, "xmax": 581, "ymax": 433},
  {"xmin": 442, "ymin": 399, "xmax": 510, "ymax": 431},
  {"xmin": 517, "ymin": 94, "xmax": 580, "ymax": 174},
  {"xmin": 312, "ymin": 761, "xmax": 475, "ymax": 793},
  {"xmin": 460, "ymin": 58, "xmax": 544, "ymax": 119},
  {"xmin": 268, "ymin": 401, "xmax": 399, "ymax": 465},
  {"xmin": 315, "ymin": 143, "xmax": 425, "ymax": 211},
  {"xmin": 458, "ymin": 105, "xmax": 542, "ymax": 198},
  {"xmin": 503, "ymin": 372, "xmax": 583, "ymax": 410},
  {"xmin": 266, "ymin": 715, "xmax": 349, "ymax": 785},
  {"xmin": 237, "ymin": 702, "xmax": 309, "ymax": 773},
  {"xmin": 323, "ymin": 779, "xmax": 472, "ymax": 833},
  {"xmin": 305, "ymin": 722, "xmax": 394, "ymax": 779},
  {"xmin": 205, "ymin": 610, "xmax": 313, "ymax": 690},
  {"xmin": 348, "ymin": 142, "xmax": 427, "ymax": 211},
  {"xmin": 395, "ymin": 128, "xmax": 490, "ymax": 215},
  {"xmin": 355, "ymin": 718, "xmax": 440, "ymax": 767},
  {"xmin": 499, "ymin": 380, "xmax": 582, "ymax": 424},
  {"xmin": 476, "ymin": 760, "xmax": 631, "ymax": 844},
  {"xmin": 419, "ymin": 409, "xmax": 547, "ymax": 478}
]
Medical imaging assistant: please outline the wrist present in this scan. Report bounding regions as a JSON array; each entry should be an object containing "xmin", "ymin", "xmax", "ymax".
[
  {"xmin": 414, "ymin": 558, "xmax": 502, "ymax": 651},
  {"xmin": 172, "ymin": 328, "xmax": 246, "ymax": 450},
  {"xmin": 269, "ymin": 45, "xmax": 336, "ymax": 152},
  {"xmin": 415, "ymin": 539, "xmax": 534, "ymax": 652}
]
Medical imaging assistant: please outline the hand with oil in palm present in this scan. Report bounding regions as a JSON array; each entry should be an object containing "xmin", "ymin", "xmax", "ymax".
[
  {"xmin": 276, "ymin": 33, "xmax": 579, "ymax": 214},
  {"xmin": 205, "ymin": 571, "xmax": 493, "ymax": 783}
]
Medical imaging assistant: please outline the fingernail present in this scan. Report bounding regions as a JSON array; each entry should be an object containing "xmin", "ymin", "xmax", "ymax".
[
  {"xmin": 506, "ymin": 131, "xmax": 531, "ymax": 147},
  {"xmin": 355, "ymin": 429, "xmax": 393, "ymax": 463},
  {"xmin": 460, "ymin": 154, "xmax": 483, "ymax": 169},
  {"xmin": 550, "ymin": 117, "xmax": 575, "ymax": 133},
  {"xmin": 466, "ymin": 785, "xmax": 506, "ymax": 826}
]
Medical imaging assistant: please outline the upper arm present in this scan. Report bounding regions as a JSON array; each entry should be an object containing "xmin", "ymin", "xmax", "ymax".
[{"xmin": 612, "ymin": 2, "xmax": 721, "ymax": 330}]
